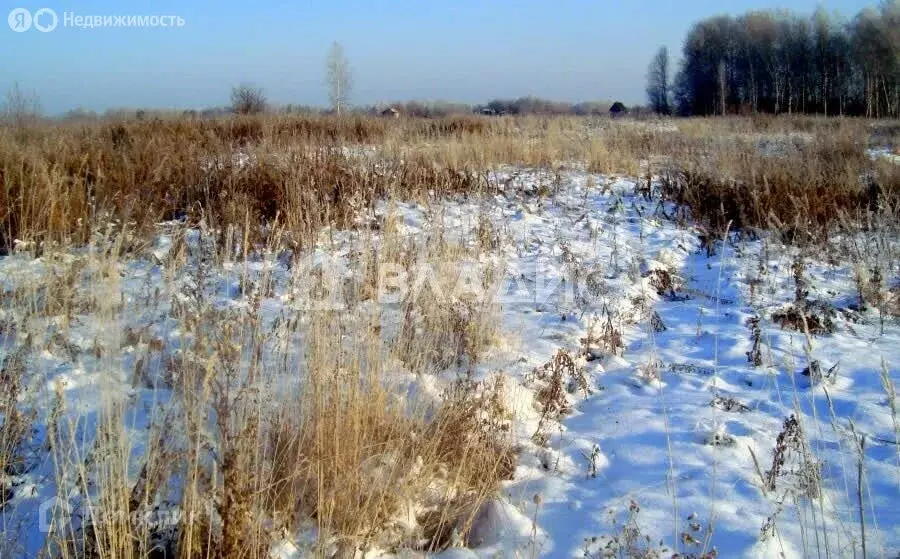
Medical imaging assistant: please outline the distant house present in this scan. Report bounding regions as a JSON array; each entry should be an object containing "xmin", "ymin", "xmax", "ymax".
[
  {"xmin": 609, "ymin": 102, "xmax": 628, "ymax": 117},
  {"xmin": 381, "ymin": 107, "xmax": 400, "ymax": 118}
]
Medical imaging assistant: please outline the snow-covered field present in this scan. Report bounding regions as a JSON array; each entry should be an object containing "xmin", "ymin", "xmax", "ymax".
[{"xmin": 1, "ymin": 167, "xmax": 898, "ymax": 558}]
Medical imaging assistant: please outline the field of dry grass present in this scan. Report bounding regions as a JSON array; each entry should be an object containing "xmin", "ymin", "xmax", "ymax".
[
  {"xmin": 1, "ymin": 113, "xmax": 899, "ymax": 558},
  {"xmin": 3, "ymin": 114, "xmax": 898, "ymax": 254}
]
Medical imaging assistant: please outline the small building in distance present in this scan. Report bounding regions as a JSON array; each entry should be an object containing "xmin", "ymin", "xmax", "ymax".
[
  {"xmin": 609, "ymin": 101, "xmax": 628, "ymax": 117},
  {"xmin": 381, "ymin": 107, "xmax": 400, "ymax": 118}
]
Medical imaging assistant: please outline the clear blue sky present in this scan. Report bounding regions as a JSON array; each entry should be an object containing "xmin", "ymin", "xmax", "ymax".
[{"xmin": 1, "ymin": 0, "xmax": 875, "ymax": 114}]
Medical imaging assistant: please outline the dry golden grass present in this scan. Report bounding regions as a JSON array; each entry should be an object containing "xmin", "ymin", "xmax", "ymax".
[{"xmin": 3, "ymin": 113, "xmax": 895, "ymax": 254}]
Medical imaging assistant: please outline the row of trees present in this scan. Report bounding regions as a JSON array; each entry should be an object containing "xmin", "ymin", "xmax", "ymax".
[
  {"xmin": 648, "ymin": 1, "xmax": 900, "ymax": 117},
  {"xmin": 474, "ymin": 98, "xmax": 615, "ymax": 116},
  {"xmin": 226, "ymin": 95, "xmax": 621, "ymax": 118}
]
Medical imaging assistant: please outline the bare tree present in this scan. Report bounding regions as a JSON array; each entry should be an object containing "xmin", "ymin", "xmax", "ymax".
[
  {"xmin": 1, "ymin": 82, "xmax": 42, "ymax": 127},
  {"xmin": 718, "ymin": 59, "xmax": 727, "ymax": 115},
  {"xmin": 230, "ymin": 83, "xmax": 267, "ymax": 115},
  {"xmin": 646, "ymin": 46, "xmax": 671, "ymax": 115},
  {"xmin": 325, "ymin": 41, "xmax": 353, "ymax": 115}
]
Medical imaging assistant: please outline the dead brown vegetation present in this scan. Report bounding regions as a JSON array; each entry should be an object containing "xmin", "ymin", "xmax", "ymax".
[{"xmin": 3, "ymin": 114, "xmax": 897, "ymax": 255}]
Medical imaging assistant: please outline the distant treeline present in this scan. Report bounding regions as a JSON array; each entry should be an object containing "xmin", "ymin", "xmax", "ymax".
[
  {"xmin": 54, "ymin": 97, "xmax": 626, "ymax": 122},
  {"xmin": 672, "ymin": 2, "xmax": 899, "ymax": 117},
  {"xmin": 473, "ymin": 98, "xmax": 615, "ymax": 116},
  {"xmin": 377, "ymin": 98, "xmax": 618, "ymax": 117}
]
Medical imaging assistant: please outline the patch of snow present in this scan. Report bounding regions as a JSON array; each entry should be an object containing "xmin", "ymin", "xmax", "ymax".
[{"xmin": 1, "ymin": 167, "xmax": 898, "ymax": 558}]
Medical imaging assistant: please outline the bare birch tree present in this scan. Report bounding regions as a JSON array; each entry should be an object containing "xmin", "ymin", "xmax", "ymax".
[{"xmin": 325, "ymin": 41, "xmax": 352, "ymax": 115}]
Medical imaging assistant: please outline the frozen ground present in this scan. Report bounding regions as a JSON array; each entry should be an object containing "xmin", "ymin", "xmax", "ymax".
[
  {"xmin": 1, "ymin": 168, "xmax": 898, "ymax": 558},
  {"xmin": 869, "ymin": 147, "xmax": 900, "ymax": 165}
]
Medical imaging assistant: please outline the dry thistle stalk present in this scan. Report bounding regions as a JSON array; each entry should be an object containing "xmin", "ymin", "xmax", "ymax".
[{"xmin": 746, "ymin": 316, "xmax": 763, "ymax": 366}]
